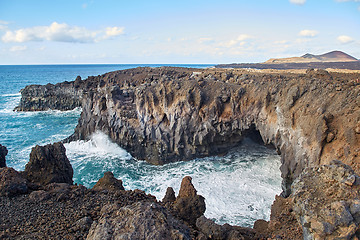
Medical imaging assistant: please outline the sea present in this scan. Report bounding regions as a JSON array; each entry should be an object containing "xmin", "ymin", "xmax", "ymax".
[{"xmin": 0, "ymin": 64, "xmax": 282, "ymax": 227}]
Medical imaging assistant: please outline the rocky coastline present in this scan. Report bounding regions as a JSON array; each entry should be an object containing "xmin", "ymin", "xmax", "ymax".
[{"xmin": 2, "ymin": 66, "xmax": 360, "ymax": 239}]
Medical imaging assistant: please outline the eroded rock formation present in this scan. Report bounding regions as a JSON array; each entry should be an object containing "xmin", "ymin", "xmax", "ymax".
[
  {"xmin": 24, "ymin": 142, "xmax": 73, "ymax": 185},
  {"xmin": 16, "ymin": 67, "xmax": 360, "ymax": 196}
]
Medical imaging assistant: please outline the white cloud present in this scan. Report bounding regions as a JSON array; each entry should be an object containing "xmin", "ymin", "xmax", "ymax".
[
  {"xmin": 337, "ymin": 35, "xmax": 354, "ymax": 44},
  {"xmin": 221, "ymin": 34, "xmax": 252, "ymax": 47},
  {"xmin": 298, "ymin": 29, "xmax": 318, "ymax": 37},
  {"xmin": 2, "ymin": 22, "xmax": 125, "ymax": 43},
  {"xmin": 10, "ymin": 45, "xmax": 27, "ymax": 52},
  {"xmin": 289, "ymin": 0, "xmax": 306, "ymax": 5},
  {"xmin": 105, "ymin": 26, "xmax": 125, "ymax": 37}
]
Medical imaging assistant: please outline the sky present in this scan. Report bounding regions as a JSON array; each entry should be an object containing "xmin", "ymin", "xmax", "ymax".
[{"xmin": 0, "ymin": 0, "xmax": 359, "ymax": 64}]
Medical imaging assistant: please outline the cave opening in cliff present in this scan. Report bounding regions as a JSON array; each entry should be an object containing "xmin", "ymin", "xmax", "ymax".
[{"xmin": 65, "ymin": 130, "xmax": 282, "ymax": 227}]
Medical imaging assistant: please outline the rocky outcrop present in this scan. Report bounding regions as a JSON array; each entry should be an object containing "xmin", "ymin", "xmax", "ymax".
[
  {"xmin": 24, "ymin": 142, "xmax": 73, "ymax": 185},
  {"xmin": 291, "ymin": 161, "xmax": 360, "ymax": 239},
  {"xmin": 0, "ymin": 167, "xmax": 28, "ymax": 196},
  {"xmin": 173, "ymin": 176, "xmax": 206, "ymax": 226},
  {"xmin": 43, "ymin": 67, "xmax": 358, "ymax": 196},
  {"xmin": 87, "ymin": 201, "xmax": 192, "ymax": 240},
  {"xmin": 16, "ymin": 67, "xmax": 360, "ymax": 195},
  {"xmin": 14, "ymin": 78, "xmax": 83, "ymax": 111},
  {"xmin": 92, "ymin": 171, "xmax": 124, "ymax": 192},
  {"xmin": 0, "ymin": 144, "xmax": 7, "ymax": 168}
]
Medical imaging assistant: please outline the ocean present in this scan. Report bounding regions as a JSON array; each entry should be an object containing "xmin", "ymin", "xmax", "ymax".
[{"xmin": 0, "ymin": 64, "xmax": 281, "ymax": 227}]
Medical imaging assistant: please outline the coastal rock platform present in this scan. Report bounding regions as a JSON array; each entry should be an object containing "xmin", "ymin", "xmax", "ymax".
[{"xmin": 8, "ymin": 66, "xmax": 360, "ymax": 239}]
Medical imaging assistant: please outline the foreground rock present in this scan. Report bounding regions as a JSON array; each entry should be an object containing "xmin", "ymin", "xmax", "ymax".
[
  {"xmin": 291, "ymin": 161, "xmax": 360, "ymax": 239},
  {"xmin": 173, "ymin": 176, "xmax": 206, "ymax": 226},
  {"xmin": 87, "ymin": 201, "xmax": 192, "ymax": 240},
  {"xmin": 0, "ymin": 167, "xmax": 28, "ymax": 197},
  {"xmin": 24, "ymin": 142, "xmax": 73, "ymax": 186},
  {"xmin": 0, "ymin": 144, "xmax": 7, "ymax": 168}
]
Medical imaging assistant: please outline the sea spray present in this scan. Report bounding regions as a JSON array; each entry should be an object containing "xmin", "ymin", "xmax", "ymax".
[{"xmin": 64, "ymin": 131, "xmax": 282, "ymax": 227}]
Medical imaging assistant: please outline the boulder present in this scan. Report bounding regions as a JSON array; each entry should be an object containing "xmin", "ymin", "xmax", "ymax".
[
  {"xmin": 0, "ymin": 144, "xmax": 8, "ymax": 168},
  {"xmin": 173, "ymin": 176, "xmax": 206, "ymax": 226},
  {"xmin": 0, "ymin": 167, "xmax": 28, "ymax": 197},
  {"xmin": 92, "ymin": 171, "xmax": 124, "ymax": 192},
  {"xmin": 291, "ymin": 160, "xmax": 360, "ymax": 240},
  {"xmin": 86, "ymin": 201, "xmax": 191, "ymax": 240},
  {"xmin": 24, "ymin": 142, "xmax": 73, "ymax": 186}
]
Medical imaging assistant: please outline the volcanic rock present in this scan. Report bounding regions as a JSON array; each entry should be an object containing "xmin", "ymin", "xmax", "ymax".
[
  {"xmin": 15, "ymin": 67, "xmax": 360, "ymax": 197},
  {"xmin": 92, "ymin": 171, "xmax": 124, "ymax": 192},
  {"xmin": 173, "ymin": 176, "xmax": 206, "ymax": 226},
  {"xmin": 291, "ymin": 160, "xmax": 360, "ymax": 239},
  {"xmin": 162, "ymin": 186, "xmax": 176, "ymax": 203},
  {"xmin": 0, "ymin": 144, "xmax": 7, "ymax": 168},
  {"xmin": 196, "ymin": 216, "xmax": 257, "ymax": 240},
  {"xmin": 86, "ymin": 201, "xmax": 192, "ymax": 240},
  {"xmin": 0, "ymin": 167, "xmax": 28, "ymax": 197},
  {"xmin": 24, "ymin": 142, "xmax": 73, "ymax": 186}
]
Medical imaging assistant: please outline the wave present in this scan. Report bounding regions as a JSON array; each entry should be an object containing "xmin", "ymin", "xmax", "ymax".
[
  {"xmin": 1, "ymin": 93, "xmax": 21, "ymax": 97},
  {"xmin": 64, "ymin": 132, "xmax": 281, "ymax": 227}
]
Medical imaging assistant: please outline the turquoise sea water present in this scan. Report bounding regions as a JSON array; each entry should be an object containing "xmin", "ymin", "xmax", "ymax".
[{"xmin": 0, "ymin": 64, "xmax": 281, "ymax": 227}]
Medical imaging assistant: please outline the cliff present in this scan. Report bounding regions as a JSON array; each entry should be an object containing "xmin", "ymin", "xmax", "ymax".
[{"xmin": 16, "ymin": 67, "xmax": 360, "ymax": 197}]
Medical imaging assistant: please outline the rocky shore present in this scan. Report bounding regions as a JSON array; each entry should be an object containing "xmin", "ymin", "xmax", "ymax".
[{"xmin": 5, "ymin": 66, "xmax": 360, "ymax": 239}]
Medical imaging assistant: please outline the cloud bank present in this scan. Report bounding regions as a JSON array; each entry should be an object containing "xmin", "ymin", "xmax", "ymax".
[{"xmin": 2, "ymin": 22, "xmax": 124, "ymax": 43}]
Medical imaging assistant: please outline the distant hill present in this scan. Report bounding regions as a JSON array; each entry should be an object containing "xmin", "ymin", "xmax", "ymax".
[{"xmin": 264, "ymin": 51, "xmax": 358, "ymax": 64}]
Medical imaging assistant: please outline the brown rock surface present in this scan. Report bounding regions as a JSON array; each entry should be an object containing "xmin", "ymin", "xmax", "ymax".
[
  {"xmin": 87, "ymin": 201, "xmax": 192, "ymax": 240},
  {"xmin": 92, "ymin": 171, "xmax": 124, "ymax": 192},
  {"xmin": 0, "ymin": 167, "xmax": 28, "ymax": 197},
  {"xmin": 173, "ymin": 176, "xmax": 206, "ymax": 226},
  {"xmin": 24, "ymin": 142, "xmax": 73, "ymax": 185},
  {"xmin": 291, "ymin": 161, "xmax": 360, "ymax": 239}
]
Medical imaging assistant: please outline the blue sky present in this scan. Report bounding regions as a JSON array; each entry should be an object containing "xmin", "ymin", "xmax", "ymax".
[{"xmin": 0, "ymin": 0, "xmax": 359, "ymax": 64}]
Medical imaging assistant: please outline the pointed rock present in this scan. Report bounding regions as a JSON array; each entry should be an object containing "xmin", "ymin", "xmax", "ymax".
[
  {"xmin": 92, "ymin": 171, "xmax": 124, "ymax": 192},
  {"xmin": 173, "ymin": 176, "xmax": 206, "ymax": 226},
  {"xmin": 177, "ymin": 176, "xmax": 197, "ymax": 199},
  {"xmin": 162, "ymin": 187, "xmax": 176, "ymax": 203},
  {"xmin": 24, "ymin": 142, "xmax": 73, "ymax": 186},
  {"xmin": 0, "ymin": 144, "xmax": 8, "ymax": 168}
]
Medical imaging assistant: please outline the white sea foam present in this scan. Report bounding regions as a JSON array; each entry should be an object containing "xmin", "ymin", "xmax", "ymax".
[
  {"xmin": 64, "ymin": 132, "xmax": 282, "ymax": 227},
  {"xmin": 65, "ymin": 131, "xmax": 131, "ymax": 158}
]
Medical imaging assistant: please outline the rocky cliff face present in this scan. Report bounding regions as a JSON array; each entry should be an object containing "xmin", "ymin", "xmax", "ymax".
[{"xmin": 16, "ymin": 67, "xmax": 360, "ymax": 196}]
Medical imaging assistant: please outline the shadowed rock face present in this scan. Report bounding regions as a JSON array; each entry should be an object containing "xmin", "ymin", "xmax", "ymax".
[
  {"xmin": 0, "ymin": 167, "xmax": 28, "ymax": 196},
  {"xmin": 0, "ymin": 144, "xmax": 7, "ymax": 168},
  {"xmin": 16, "ymin": 67, "xmax": 360, "ymax": 196},
  {"xmin": 24, "ymin": 142, "xmax": 73, "ymax": 186}
]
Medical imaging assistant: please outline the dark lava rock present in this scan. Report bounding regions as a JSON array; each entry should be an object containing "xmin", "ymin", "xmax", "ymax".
[
  {"xmin": 196, "ymin": 215, "xmax": 257, "ymax": 240},
  {"xmin": 87, "ymin": 201, "xmax": 191, "ymax": 240},
  {"xmin": 173, "ymin": 176, "xmax": 206, "ymax": 226},
  {"xmin": 92, "ymin": 171, "xmax": 124, "ymax": 192},
  {"xmin": 162, "ymin": 187, "xmax": 176, "ymax": 203},
  {"xmin": 0, "ymin": 167, "xmax": 28, "ymax": 197},
  {"xmin": 0, "ymin": 144, "xmax": 7, "ymax": 168},
  {"xmin": 24, "ymin": 142, "xmax": 73, "ymax": 186}
]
